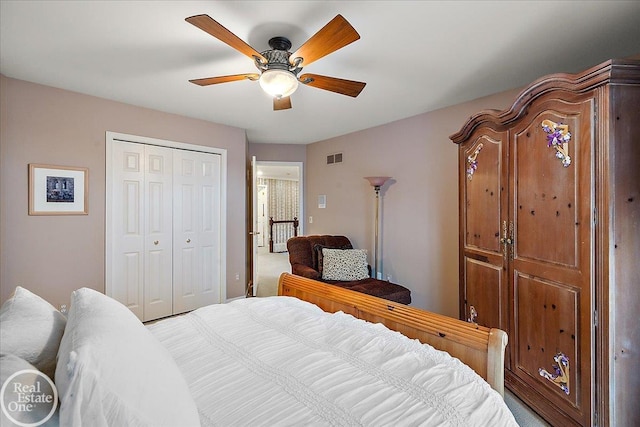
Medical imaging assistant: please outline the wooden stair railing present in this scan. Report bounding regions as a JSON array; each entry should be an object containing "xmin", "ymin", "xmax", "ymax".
[{"xmin": 269, "ymin": 217, "xmax": 299, "ymax": 253}]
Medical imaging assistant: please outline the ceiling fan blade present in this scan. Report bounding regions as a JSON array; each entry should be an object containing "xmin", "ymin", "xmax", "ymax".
[
  {"xmin": 274, "ymin": 97, "xmax": 292, "ymax": 111},
  {"xmin": 289, "ymin": 15, "xmax": 360, "ymax": 67},
  {"xmin": 189, "ymin": 74, "xmax": 260, "ymax": 86},
  {"xmin": 186, "ymin": 14, "xmax": 266, "ymax": 63},
  {"xmin": 299, "ymin": 74, "xmax": 366, "ymax": 97}
]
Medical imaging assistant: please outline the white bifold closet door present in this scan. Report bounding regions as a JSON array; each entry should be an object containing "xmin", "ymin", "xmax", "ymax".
[
  {"xmin": 172, "ymin": 149, "xmax": 221, "ymax": 314},
  {"xmin": 109, "ymin": 141, "xmax": 221, "ymax": 322}
]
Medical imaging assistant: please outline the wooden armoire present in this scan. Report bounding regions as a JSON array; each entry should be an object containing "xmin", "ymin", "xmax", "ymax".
[{"xmin": 450, "ymin": 58, "xmax": 639, "ymax": 426}]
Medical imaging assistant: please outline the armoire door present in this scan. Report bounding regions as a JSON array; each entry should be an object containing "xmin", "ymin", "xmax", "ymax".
[
  {"xmin": 507, "ymin": 93, "xmax": 594, "ymax": 426},
  {"xmin": 459, "ymin": 128, "xmax": 509, "ymax": 339},
  {"xmin": 173, "ymin": 149, "xmax": 222, "ymax": 314},
  {"xmin": 110, "ymin": 141, "xmax": 173, "ymax": 321}
]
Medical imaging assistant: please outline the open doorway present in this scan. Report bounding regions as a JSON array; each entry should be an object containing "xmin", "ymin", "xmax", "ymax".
[{"xmin": 253, "ymin": 161, "xmax": 303, "ymax": 297}]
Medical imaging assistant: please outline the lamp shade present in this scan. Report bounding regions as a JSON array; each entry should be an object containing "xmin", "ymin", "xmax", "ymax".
[
  {"xmin": 364, "ymin": 176, "xmax": 391, "ymax": 187},
  {"xmin": 259, "ymin": 69, "xmax": 299, "ymax": 98}
]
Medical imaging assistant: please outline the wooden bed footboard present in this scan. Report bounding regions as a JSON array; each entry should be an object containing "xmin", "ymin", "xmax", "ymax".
[{"xmin": 278, "ymin": 273, "xmax": 507, "ymax": 396}]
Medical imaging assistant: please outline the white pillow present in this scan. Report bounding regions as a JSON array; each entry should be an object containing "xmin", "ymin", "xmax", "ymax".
[
  {"xmin": 0, "ymin": 286, "xmax": 67, "ymax": 380},
  {"xmin": 321, "ymin": 248, "xmax": 369, "ymax": 281},
  {"xmin": 55, "ymin": 288, "xmax": 200, "ymax": 427}
]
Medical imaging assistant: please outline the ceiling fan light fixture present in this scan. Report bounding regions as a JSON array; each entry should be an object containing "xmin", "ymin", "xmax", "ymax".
[{"xmin": 259, "ymin": 69, "xmax": 299, "ymax": 99}]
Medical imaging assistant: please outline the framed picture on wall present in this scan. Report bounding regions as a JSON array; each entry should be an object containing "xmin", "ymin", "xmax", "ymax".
[{"xmin": 28, "ymin": 164, "xmax": 89, "ymax": 215}]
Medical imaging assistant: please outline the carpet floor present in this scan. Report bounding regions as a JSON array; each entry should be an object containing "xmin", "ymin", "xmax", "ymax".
[{"xmin": 255, "ymin": 246, "xmax": 290, "ymax": 297}]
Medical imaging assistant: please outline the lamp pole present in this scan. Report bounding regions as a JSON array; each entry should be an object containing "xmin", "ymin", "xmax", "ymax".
[{"xmin": 364, "ymin": 177, "xmax": 391, "ymax": 280}]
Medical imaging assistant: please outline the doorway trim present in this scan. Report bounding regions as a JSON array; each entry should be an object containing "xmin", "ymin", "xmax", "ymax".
[
  {"xmin": 256, "ymin": 161, "xmax": 304, "ymax": 237},
  {"xmin": 251, "ymin": 160, "xmax": 303, "ymax": 296}
]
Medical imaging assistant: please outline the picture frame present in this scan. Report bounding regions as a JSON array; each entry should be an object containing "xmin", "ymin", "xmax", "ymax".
[{"xmin": 29, "ymin": 164, "xmax": 89, "ymax": 215}]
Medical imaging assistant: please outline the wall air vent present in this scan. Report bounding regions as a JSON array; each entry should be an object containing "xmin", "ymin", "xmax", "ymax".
[{"xmin": 326, "ymin": 152, "xmax": 343, "ymax": 165}]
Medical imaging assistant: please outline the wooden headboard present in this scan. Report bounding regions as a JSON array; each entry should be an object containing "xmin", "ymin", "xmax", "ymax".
[{"xmin": 278, "ymin": 272, "xmax": 507, "ymax": 396}]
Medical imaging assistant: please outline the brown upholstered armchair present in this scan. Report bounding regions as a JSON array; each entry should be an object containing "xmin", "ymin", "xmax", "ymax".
[{"xmin": 286, "ymin": 235, "xmax": 411, "ymax": 305}]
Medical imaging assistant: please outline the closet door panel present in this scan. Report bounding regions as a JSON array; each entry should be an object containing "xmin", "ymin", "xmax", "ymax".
[
  {"xmin": 110, "ymin": 142, "xmax": 145, "ymax": 319},
  {"xmin": 173, "ymin": 150, "xmax": 221, "ymax": 313},
  {"xmin": 143, "ymin": 146, "xmax": 173, "ymax": 321},
  {"xmin": 200, "ymin": 156, "xmax": 221, "ymax": 297},
  {"xmin": 175, "ymin": 156, "xmax": 197, "ymax": 311}
]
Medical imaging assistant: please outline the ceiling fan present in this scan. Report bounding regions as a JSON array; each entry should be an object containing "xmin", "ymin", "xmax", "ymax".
[{"xmin": 186, "ymin": 14, "xmax": 366, "ymax": 111}]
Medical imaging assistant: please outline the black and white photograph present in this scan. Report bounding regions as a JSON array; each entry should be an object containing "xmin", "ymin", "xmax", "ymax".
[{"xmin": 46, "ymin": 176, "xmax": 75, "ymax": 203}]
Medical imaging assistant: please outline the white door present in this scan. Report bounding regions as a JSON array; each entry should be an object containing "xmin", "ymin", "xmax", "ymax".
[
  {"xmin": 109, "ymin": 141, "xmax": 145, "ymax": 319},
  {"xmin": 173, "ymin": 149, "xmax": 222, "ymax": 313},
  {"xmin": 110, "ymin": 141, "xmax": 173, "ymax": 321},
  {"xmin": 143, "ymin": 145, "xmax": 174, "ymax": 321}
]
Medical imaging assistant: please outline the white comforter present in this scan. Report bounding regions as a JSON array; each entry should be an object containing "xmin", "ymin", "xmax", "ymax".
[{"xmin": 148, "ymin": 296, "xmax": 517, "ymax": 427}]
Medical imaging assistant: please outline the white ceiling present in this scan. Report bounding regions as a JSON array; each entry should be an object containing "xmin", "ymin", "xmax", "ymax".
[{"xmin": 1, "ymin": 1, "xmax": 639, "ymax": 145}]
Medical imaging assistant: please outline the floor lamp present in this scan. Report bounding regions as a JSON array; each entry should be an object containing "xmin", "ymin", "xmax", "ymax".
[{"xmin": 364, "ymin": 176, "xmax": 391, "ymax": 280}]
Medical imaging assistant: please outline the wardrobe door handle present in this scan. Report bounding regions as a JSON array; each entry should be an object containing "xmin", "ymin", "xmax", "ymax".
[
  {"xmin": 500, "ymin": 220, "xmax": 515, "ymax": 259},
  {"xmin": 500, "ymin": 221, "xmax": 508, "ymax": 258},
  {"xmin": 186, "ymin": 239, "xmax": 191, "ymax": 243},
  {"xmin": 508, "ymin": 221, "xmax": 514, "ymax": 259},
  {"xmin": 153, "ymin": 240, "xmax": 159, "ymax": 245}
]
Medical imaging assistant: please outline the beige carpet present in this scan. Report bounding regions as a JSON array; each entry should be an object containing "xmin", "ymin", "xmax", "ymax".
[
  {"xmin": 504, "ymin": 390, "xmax": 549, "ymax": 426},
  {"xmin": 255, "ymin": 246, "xmax": 290, "ymax": 297}
]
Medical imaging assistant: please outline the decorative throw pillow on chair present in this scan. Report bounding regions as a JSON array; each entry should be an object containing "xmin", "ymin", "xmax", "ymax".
[
  {"xmin": 321, "ymin": 248, "xmax": 369, "ymax": 281},
  {"xmin": 313, "ymin": 243, "xmax": 352, "ymax": 276}
]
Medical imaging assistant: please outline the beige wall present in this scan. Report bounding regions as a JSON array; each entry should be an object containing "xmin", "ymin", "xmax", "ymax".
[
  {"xmin": 306, "ymin": 88, "xmax": 521, "ymax": 317},
  {"xmin": 0, "ymin": 75, "xmax": 248, "ymax": 308},
  {"xmin": 249, "ymin": 143, "xmax": 306, "ymax": 163}
]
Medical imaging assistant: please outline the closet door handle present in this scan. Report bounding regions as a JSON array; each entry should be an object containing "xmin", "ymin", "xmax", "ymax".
[
  {"xmin": 186, "ymin": 239, "xmax": 191, "ymax": 243},
  {"xmin": 153, "ymin": 240, "xmax": 159, "ymax": 245}
]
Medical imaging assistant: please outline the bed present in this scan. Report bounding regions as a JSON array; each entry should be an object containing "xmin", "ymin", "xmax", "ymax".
[
  {"xmin": 276, "ymin": 272, "xmax": 508, "ymax": 395},
  {"xmin": 0, "ymin": 274, "xmax": 517, "ymax": 426}
]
